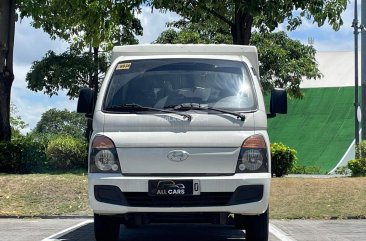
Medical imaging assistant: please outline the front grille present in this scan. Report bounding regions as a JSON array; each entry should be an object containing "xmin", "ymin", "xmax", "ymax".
[
  {"xmin": 123, "ymin": 192, "xmax": 232, "ymax": 207},
  {"xmin": 94, "ymin": 185, "xmax": 263, "ymax": 207}
]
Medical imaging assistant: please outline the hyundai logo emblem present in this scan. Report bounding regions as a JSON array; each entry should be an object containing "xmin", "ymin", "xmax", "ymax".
[{"xmin": 167, "ymin": 150, "xmax": 189, "ymax": 162}]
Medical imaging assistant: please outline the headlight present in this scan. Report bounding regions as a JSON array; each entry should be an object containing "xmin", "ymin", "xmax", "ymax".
[
  {"xmin": 241, "ymin": 149, "xmax": 263, "ymax": 170},
  {"xmin": 90, "ymin": 135, "xmax": 121, "ymax": 173},
  {"xmin": 94, "ymin": 149, "xmax": 119, "ymax": 171},
  {"xmin": 236, "ymin": 135, "xmax": 268, "ymax": 173}
]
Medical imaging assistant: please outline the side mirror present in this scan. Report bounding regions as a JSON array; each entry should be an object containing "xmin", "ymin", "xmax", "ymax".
[
  {"xmin": 268, "ymin": 88, "xmax": 287, "ymax": 118},
  {"xmin": 77, "ymin": 88, "xmax": 94, "ymax": 116}
]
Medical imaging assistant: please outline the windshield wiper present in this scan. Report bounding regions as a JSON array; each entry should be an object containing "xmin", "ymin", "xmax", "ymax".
[
  {"xmin": 105, "ymin": 103, "xmax": 192, "ymax": 120},
  {"xmin": 165, "ymin": 103, "xmax": 245, "ymax": 121}
]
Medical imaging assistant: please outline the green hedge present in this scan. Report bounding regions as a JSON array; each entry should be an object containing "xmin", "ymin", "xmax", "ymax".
[
  {"xmin": 348, "ymin": 141, "xmax": 366, "ymax": 177},
  {"xmin": 290, "ymin": 165, "xmax": 322, "ymax": 174},
  {"xmin": 271, "ymin": 142, "xmax": 297, "ymax": 177},
  {"xmin": 0, "ymin": 138, "xmax": 47, "ymax": 174},
  {"xmin": 46, "ymin": 135, "xmax": 88, "ymax": 170},
  {"xmin": 348, "ymin": 159, "xmax": 366, "ymax": 177},
  {"xmin": 0, "ymin": 135, "xmax": 88, "ymax": 174}
]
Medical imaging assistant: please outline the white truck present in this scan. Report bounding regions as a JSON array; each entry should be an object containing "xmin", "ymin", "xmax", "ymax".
[{"xmin": 77, "ymin": 44, "xmax": 287, "ymax": 241}]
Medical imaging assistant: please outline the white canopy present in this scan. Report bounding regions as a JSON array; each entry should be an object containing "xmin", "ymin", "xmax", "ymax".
[{"xmin": 301, "ymin": 51, "xmax": 360, "ymax": 88}]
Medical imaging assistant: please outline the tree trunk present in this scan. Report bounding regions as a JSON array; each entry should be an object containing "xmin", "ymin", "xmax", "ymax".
[
  {"xmin": 88, "ymin": 45, "xmax": 93, "ymax": 88},
  {"xmin": 0, "ymin": 75, "xmax": 13, "ymax": 141},
  {"xmin": 92, "ymin": 47, "xmax": 99, "ymax": 96},
  {"xmin": 231, "ymin": 5, "xmax": 253, "ymax": 45},
  {"xmin": 0, "ymin": 0, "xmax": 16, "ymax": 142}
]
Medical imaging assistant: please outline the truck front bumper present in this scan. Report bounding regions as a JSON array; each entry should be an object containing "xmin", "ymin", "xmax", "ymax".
[{"xmin": 89, "ymin": 173, "xmax": 270, "ymax": 215}]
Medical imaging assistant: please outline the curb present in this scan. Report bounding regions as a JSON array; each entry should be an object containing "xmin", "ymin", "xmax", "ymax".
[{"xmin": 284, "ymin": 174, "xmax": 350, "ymax": 178}]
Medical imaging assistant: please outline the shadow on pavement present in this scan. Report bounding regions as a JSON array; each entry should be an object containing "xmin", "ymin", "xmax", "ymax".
[
  {"xmin": 56, "ymin": 223, "xmax": 246, "ymax": 241},
  {"xmin": 56, "ymin": 223, "xmax": 95, "ymax": 240}
]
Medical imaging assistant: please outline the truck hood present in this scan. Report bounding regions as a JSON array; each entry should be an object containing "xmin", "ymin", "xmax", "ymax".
[{"xmin": 93, "ymin": 112, "xmax": 262, "ymax": 174}]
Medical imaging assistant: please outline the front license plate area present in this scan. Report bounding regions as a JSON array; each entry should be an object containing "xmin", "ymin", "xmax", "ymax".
[{"xmin": 148, "ymin": 180, "xmax": 200, "ymax": 196}]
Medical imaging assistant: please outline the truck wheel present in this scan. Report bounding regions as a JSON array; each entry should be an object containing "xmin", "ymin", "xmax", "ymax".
[
  {"xmin": 94, "ymin": 214, "xmax": 120, "ymax": 241},
  {"xmin": 245, "ymin": 208, "xmax": 269, "ymax": 241}
]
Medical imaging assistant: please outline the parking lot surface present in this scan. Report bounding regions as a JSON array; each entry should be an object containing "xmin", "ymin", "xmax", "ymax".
[
  {"xmin": 0, "ymin": 218, "xmax": 365, "ymax": 241},
  {"xmin": 271, "ymin": 219, "xmax": 366, "ymax": 241},
  {"xmin": 0, "ymin": 218, "xmax": 86, "ymax": 241}
]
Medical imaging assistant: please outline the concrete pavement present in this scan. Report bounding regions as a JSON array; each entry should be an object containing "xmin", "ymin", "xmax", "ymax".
[
  {"xmin": 0, "ymin": 218, "xmax": 365, "ymax": 241},
  {"xmin": 0, "ymin": 218, "xmax": 87, "ymax": 241},
  {"xmin": 271, "ymin": 219, "xmax": 366, "ymax": 241}
]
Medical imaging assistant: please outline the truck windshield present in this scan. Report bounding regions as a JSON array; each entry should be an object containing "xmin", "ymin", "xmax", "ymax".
[{"xmin": 103, "ymin": 58, "xmax": 257, "ymax": 112}]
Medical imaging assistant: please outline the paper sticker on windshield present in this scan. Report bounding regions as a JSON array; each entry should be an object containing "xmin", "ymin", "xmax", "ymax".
[{"xmin": 116, "ymin": 63, "xmax": 131, "ymax": 70}]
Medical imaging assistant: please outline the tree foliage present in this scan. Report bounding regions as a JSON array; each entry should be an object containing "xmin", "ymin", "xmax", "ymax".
[
  {"xmin": 26, "ymin": 49, "xmax": 109, "ymax": 98},
  {"xmin": 151, "ymin": 0, "xmax": 347, "ymax": 44},
  {"xmin": 154, "ymin": 23, "xmax": 232, "ymax": 44},
  {"xmin": 251, "ymin": 32, "xmax": 321, "ymax": 98},
  {"xmin": 32, "ymin": 108, "xmax": 86, "ymax": 140},
  {"xmin": 155, "ymin": 27, "xmax": 320, "ymax": 97},
  {"xmin": 20, "ymin": 0, "xmax": 143, "ymax": 99},
  {"xmin": 18, "ymin": 0, "xmax": 142, "ymax": 50},
  {"xmin": 10, "ymin": 103, "xmax": 28, "ymax": 139},
  {"xmin": 152, "ymin": 0, "xmax": 332, "ymax": 96}
]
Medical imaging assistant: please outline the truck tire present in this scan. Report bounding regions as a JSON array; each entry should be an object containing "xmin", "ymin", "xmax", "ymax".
[
  {"xmin": 245, "ymin": 208, "xmax": 269, "ymax": 241},
  {"xmin": 94, "ymin": 214, "xmax": 120, "ymax": 241}
]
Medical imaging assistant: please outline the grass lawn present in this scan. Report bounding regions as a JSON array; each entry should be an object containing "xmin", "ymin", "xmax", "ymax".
[
  {"xmin": 0, "ymin": 173, "xmax": 91, "ymax": 216},
  {"xmin": 270, "ymin": 177, "xmax": 366, "ymax": 219},
  {"xmin": 0, "ymin": 174, "xmax": 365, "ymax": 219}
]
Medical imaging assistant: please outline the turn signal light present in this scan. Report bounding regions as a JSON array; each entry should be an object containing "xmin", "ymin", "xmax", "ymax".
[{"xmin": 241, "ymin": 135, "xmax": 267, "ymax": 149}]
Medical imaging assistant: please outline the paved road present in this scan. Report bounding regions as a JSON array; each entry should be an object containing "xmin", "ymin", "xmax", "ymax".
[
  {"xmin": 272, "ymin": 220, "xmax": 366, "ymax": 241},
  {"xmin": 0, "ymin": 219, "xmax": 86, "ymax": 241},
  {"xmin": 47, "ymin": 222, "xmax": 281, "ymax": 241},
  {"xmin": 0, "ymin": 218, "xmax": 365, "ymax": 241}
]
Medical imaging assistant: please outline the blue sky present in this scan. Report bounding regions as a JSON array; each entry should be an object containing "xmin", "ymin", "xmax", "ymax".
[{"xmin": 12, "ymin": 2, "xmax": 357, "ymax": 132}]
